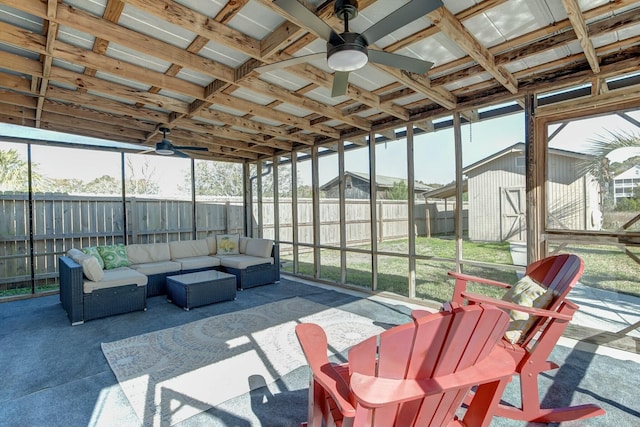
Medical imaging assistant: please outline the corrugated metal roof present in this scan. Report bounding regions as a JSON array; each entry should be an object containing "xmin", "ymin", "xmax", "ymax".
[{"xmin": 0, "ymin": 0, "xmax": 638, "ymax": 162}]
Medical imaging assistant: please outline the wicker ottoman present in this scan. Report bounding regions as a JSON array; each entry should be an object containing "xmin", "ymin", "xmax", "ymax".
[{"xmin": 166, "ymin": 270, "xmax": 237, "ymax": 310}]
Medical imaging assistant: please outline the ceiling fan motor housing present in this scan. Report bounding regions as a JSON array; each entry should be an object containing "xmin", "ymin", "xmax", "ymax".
[{"xmin": 334, "ymin": 0, "xmax": 358, "ymax": 21}]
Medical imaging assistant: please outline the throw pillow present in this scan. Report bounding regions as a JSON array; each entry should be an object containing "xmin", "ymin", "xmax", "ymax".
[
  {"xmin": 81, "ymin": 246, "xmax": 105, "ymax": 269},
  {"xmin": 502, "ymin": 275, "xmax": 554, "ymax": 344},
  {"xmin": 97, "ymin": 244, "xmax": 131, "ymax": 269},
  {"xmin": 216, "ymin": 234, "xmax": 240, "ymax": 255},
  {"xmin": 80, "ymin": 256, "xmax": 104, "ymax": 282},
  {"xmin": 66, "ymin": 248, "xmax": 86, "ymax": 265}
]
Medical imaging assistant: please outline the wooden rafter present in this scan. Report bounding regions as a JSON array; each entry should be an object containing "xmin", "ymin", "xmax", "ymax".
[
  {"xmin": 427, "ymin": 6, "xmax": 518, "ymax": 94},
  {"xmin": 561, "ymin": 0, "xmax": 601, "ymax": 74}
]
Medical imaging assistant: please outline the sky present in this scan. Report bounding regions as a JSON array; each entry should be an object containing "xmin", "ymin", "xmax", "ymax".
[{"xmin": 2, "ymin": 108, "xmax": 640, "ymax": 194}]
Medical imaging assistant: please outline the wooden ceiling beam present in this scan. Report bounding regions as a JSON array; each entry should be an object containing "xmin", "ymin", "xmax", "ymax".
[
  {"xmin": 45, "ymin": 86, "xmax": 170, "ymax": 123},
  {"xmin": 117, "ymin": 0, "xmax": 259, "ymax": 58},
  {"xmin": 49, "ymin": 67, "xmax": 191, "ymax": 114},
  {"xmin": 561, "ymin": 0, "xmax": 601, "ymax": 74},
  {"xmin": 427, "ymin": 6, "xmax": 518, "ymax": 94},
  {"xmin": 83, "ymin": 0, "xmax": 124, "ymax": 81},
  {"xmin": 385, "ymin": 0, "xmax": 509, "ymax": 53},
  {"xmin": 43, "ymin": 100, "xmax": 157, "ymax": 132}
]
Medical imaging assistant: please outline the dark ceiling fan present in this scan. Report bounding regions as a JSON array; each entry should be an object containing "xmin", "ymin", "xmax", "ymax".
[
  {"xmin": 142, "ymin": 127, "xmax": 208, "ymax": 158},
  {"xmin": 257, "ymin": 0, "xmax": 443, "ymax": 97}
]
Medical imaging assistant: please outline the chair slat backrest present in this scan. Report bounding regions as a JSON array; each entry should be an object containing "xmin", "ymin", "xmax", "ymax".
[
  {"xmin": 520, "ymin": 254, "xmax": 583, "ymax": 346},
  {"xmin": 526, "ymin": 254, "xmax": 583, "ymax": 299},
  {"xmin": 347, "ymin": 305, "xmax": 509, "ymax": 427}
]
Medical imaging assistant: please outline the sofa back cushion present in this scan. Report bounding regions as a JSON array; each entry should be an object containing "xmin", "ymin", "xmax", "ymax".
[
  {"xmin": 169, "ymin": 239, "xmax": 209, "ymax": 259},
  {"xmin": 126, "ymin": 243, "xmax": 171, "ymax": 264},
  {"xmin": 245, "ymin": 238, "xmax": 274, "ymax": 258},
  {"xmin": 205, "ymin": 236, "xmax": 217, "ymax": 255},
  {"xmin": 239, "ymin": 236, "xmax": 249, "ymax": 254}
]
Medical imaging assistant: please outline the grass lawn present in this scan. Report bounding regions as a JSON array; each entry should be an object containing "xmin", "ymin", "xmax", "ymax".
[{"xmin": 283, "ymin": 237, "xmax": 640, "ymax": 303}]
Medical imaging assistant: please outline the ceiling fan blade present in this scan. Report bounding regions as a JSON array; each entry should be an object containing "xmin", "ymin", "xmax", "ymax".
[
  {"xmin": 331, "ymin": 71, "xmax": 350, "ymax": 97},
  {"xmin": 360, "ymin": 0, "xmax": 444, "ymax": 45},
  {"xmin": 368, "ymin": 50, "xmax": 433, "ymax": 74},
  {"xmin": 173, "ymin": 145, "xmax": 208, "ymax": 151},
  {"xmin": 274, "ymin": 0, "xmax": 343, "ymax": 43},
  {"xmin": 173, "ymin": 150, "xmax": 190, "ymax": 158},
  {"xmin": 255, "ymin": 53, "xmax": 326, "ymax": 73}
]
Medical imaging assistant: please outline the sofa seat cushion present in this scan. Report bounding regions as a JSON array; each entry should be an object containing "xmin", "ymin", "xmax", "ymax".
[
  {"xmin": 170, "ymin": 240, "xmax": 209, "ymax": 259},
  {"xmin": 127, "ymin": 243, "xmax": 171, "ymax": 264},
  {"xmin": 217, "ymin": 255, "xmax": 274, "ymax": 270},
  {"xmin": 130, "ymin": 260, "xmax": 181, "ymax": 276},
  {"xmin": 83, "ymin": 267, "xmax": 148, "ymax": 293},
  {"xmin": 174, "ymin": 255, "xmax": 221, "ymax": 271}
]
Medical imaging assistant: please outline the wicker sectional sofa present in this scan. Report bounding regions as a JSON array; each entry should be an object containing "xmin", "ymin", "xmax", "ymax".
[{"xmin": 59, "ymin": 235, "xmax": 280, "ymax": 325}]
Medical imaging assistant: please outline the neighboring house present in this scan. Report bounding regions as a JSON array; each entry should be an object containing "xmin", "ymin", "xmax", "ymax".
[
  {"xmin": 465, "ymin": 143, "xmax": 601, "ymax": 242},
  {"xmin": 320, "ymin": 172, "xmax": 432, "ymax": 200},
  {"xmin": 613, "ymin": 165, "xmax": 640, "ymax": 204}
]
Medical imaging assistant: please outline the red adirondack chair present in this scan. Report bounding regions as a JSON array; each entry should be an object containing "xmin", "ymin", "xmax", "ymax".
[
  {"xmin": 295, "ymin": 304, "xmax": 516, "ymax": 427},
  {"xmin": 439, "ymin": 253, "xmax": 606, "ymax": 423}
]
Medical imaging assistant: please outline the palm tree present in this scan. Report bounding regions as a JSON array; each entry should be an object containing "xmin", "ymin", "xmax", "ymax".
[
  {"xmin": 580, "ymin": 130, "xmax": 640, "ymax": 209},
  {"xmin": 582, "ymin": 130, "xmax": 640, "ymax": 183}
]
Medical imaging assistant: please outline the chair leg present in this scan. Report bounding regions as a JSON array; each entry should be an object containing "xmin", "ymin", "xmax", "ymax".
[{"xmin": 492, "ymin": 368, "xmax": 605, "ymax": 422}]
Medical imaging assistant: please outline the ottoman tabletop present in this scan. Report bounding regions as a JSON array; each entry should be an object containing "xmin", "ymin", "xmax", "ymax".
[{"xmin": 166, "ymin": 270, "xmax": 236, "ymax": 310}]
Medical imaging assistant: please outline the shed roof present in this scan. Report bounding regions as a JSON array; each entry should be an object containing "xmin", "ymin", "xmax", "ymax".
[
  {"xmin": 1, "ymin": 1, "xmax": 640, "ymax": 162},
  {"xmin": 463, "ymin": 142, "xmax": 594, "ymax": 174},
  {"xmin": 320, "ymin": 171, "xmax": 432, "ymax": 193}
]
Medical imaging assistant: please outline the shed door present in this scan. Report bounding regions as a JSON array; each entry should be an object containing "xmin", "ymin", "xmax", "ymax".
[{"xmin": 500, "ymin": 187, "xmax": 526, "ymax": 241}]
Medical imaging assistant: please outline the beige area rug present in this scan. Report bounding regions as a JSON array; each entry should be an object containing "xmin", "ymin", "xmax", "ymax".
[{"xmin": 101, "ymin": 297, "xmax": 385, "ymax": 427}]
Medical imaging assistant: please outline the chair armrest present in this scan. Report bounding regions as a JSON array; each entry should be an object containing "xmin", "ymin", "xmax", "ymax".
[
  {"xmin": 350, "ymin": 346, "xmax": 515, "ymax": 408},
  {"xmin": 460, "ymin": 291, "xmax": 574, "ymax": 321},
  {"xmin": 295, "ymin": 324, "xmax": 356, "ymax": 417},
  {"xmin": 448, "ymin": 271, "xmax": 512, "ymax": 306},
  {"xmin": 448, "ymin": 271, "xmax": 512, "ymax": 289}
]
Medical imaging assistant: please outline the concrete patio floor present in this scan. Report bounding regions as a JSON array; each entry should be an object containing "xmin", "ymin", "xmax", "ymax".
[{"xmin": 1, "ymin": 276, "xmax": 639, "ymax": 427}]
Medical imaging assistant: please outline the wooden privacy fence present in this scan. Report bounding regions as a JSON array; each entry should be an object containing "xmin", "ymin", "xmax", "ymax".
[
  {"xmin": 0, "ymin": 193, "xmax": 243, "ymax": 290},
  {"xmin": 259, "ymin": 198, "xmax": 467, "ymax": 246},
  {"xmin": 1, "ymin": 193, "xmax": 465, "ymax": 290}
]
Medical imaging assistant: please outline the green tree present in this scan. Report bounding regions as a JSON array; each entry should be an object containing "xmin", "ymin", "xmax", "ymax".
[
  {"xmin": 188, "ymin": 161, "xmax": 244, "ymax": 196},
  {"xmin": 126, "ymin": 158, "xmax": 159, "ymax": 195},
  {"xmin": 49, "ymin": 178, "xmax": 86, "ymax": 193},
  {"xmin": 0, "ymin": 149, "xmax": 49, "ymax": 192},
  {"xmin": 84, "ymin": 175, "xmax": 120, "ymax": 194},
  {"xmin": 387, "ymin": 180, "xmax": 408, "ymax": 200}
]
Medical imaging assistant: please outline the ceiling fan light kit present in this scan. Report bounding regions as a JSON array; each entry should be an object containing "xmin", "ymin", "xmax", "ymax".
[
  {"xmin": 155, "ymin": 141, "xmax": 174, "ymax": 156},
  {"xmin": 327, "ymin": 33, "xmax": 368, "ymax": 71}
]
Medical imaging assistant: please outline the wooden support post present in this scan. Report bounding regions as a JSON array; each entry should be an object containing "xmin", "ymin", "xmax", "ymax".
[
  {"xmin": 454, "ymin": 112, "xmax": 463, "ymax": 272},
  {"xmin": 338, "ymin": 141, "xmax": 347, "ymax": 285},
  {"xmin": 369, "ymin": 131, "xmax": 378, "ymax": 291},
  {"xmin": 407, "ymin": 125, "xmax": 416, "ymax": 299}
]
